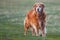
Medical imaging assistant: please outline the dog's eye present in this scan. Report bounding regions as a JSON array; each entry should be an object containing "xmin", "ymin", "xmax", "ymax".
[
  {"xmin": 36, "ymin": 6, "xmax": 42, "ymax": 12},
  {"xmin": 39, "ymin": 6, "xmax": 41, "ymax": 7}
]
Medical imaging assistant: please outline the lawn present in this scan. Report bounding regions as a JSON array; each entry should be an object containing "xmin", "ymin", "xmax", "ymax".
[{"xmin": 0, "ymin": 0, "xmax": 60, "ymax": 40}]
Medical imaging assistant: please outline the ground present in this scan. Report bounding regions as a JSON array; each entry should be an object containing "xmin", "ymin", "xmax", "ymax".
[{"xmin": 0, "ymin": 0, "xmax": 60, "ymax": 40}]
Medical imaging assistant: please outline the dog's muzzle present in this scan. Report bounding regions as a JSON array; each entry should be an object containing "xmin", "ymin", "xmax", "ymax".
[{"xmin": 36, "ymin": 6, "xmax": 42, "ymax": 13}]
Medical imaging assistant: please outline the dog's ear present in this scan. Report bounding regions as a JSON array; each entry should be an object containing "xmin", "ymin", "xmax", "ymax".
[
  {"xmin": 33, "ymin": 3, "xmax": 39, "ymax": 10},
  {"xmin": 40, "ymin": 3, "xmax": 45, "ymax": 8},
  {"xmin": 33, "ymin": 3, "xmax": 37, "ymax": 8}
]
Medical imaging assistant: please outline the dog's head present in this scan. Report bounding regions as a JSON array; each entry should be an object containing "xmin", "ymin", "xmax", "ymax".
[{"xmin": 33, "ymin": 2, "xmax": 45, "ymax": 13}]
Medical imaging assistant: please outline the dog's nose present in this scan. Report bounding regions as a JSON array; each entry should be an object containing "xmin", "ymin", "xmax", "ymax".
[
  {"xmin": 36, "ymin": 6, "xmax": 42, "ymax": 12},
  {"xmin": 37, "ymin": 8, "xmax": 39, "ymax": 12},
  {"xmin": 37, "ymin": 7, "xmax": 41, "ymax": 12}
]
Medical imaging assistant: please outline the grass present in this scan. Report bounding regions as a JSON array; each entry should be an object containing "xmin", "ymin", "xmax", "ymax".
[{"xmin": 0, "ymin": 0, "xmax": 60, "ymax": 40}]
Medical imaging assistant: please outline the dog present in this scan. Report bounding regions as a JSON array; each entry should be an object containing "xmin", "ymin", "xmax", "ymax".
[{"xmin": 24, "ymin": 2, "xmax": 47, "ymax": 37}]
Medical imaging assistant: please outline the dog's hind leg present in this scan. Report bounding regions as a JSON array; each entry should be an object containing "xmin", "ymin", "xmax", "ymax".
[
  {"xmin": 30, "ymin": 27, "xmax": 35, "ymax": 36},
  {"xmin": 24, "ymin": 22, "xmax": 29, "ymax": 36},
  {"xmin": 24, "ymin": 25, "xmax": 28, "ymax": 36}
]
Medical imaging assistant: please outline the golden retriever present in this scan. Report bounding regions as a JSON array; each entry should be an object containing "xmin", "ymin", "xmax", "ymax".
[{"xmin": 24, "ymin": 2, "xmax": 47, "ymax": 37}]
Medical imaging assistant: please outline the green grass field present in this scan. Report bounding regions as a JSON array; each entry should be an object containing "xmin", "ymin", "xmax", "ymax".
[{"xmin": 0, "ymin": 0, "xmax": 60, "ymax": 40}]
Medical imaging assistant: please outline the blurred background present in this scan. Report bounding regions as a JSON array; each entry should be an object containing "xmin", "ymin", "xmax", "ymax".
[{"xmin": 0, "ymin": 0, "xmax": 60, "ymax": 40}]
